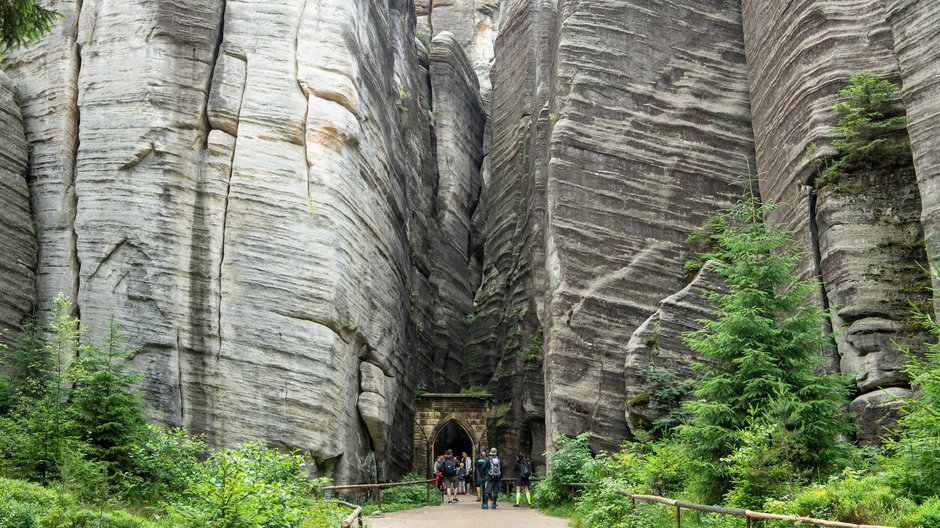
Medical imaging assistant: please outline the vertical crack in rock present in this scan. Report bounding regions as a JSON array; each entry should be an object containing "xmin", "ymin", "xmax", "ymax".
[{"xmin": 69, "ymin": 0, "xmax": 85, "ymax": 318}]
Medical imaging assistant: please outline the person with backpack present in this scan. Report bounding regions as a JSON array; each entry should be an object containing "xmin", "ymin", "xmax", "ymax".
[
  {"xmin": 514, "ymin": 453, "xmax": 532, "ymax": 507},
  {"xmin": 475, "ymin": 448, "xmax": 487, "ymax": 502},
  {"xmin": 481, "ymin": 447, "xmax": 502, "ymax": 509},
  {"xmin": 440, "ymin": 449, "xmax": 460, "ymax": 504}
]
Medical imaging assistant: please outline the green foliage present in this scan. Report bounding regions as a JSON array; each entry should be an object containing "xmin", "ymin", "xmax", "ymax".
[
  {"xmin": 0, "ymin": 0, "xmax": 61, "ymax": 51},
  {"xmin": 0, "ymin": 294, "xmax": 83, "ymax": 482},
  {"xmin": 882, "ymin": 258, "xmax": 940, "ymax": 501},
  {"xmin": 636, "ymin": 366, "xmax": 692, "ymax": 437},
  {"xmin": 0, "ymin": 477, "xmax": 164, "ymax": 528},
  {"xmin": 121, "ymin": 425, "xmax": 206, "ymax": 504},
  {"xmin": 903, "ymin": 496, "xmax": 940, "ymax": 528},
  {"xmin": 678, "ymin": 178, "xmax": 855, "ymax": 502},
  {"xmin": 170, "ymin": 442, "xmax": 339, "ymax": 528},
  {"xmin": 521, "ymin": 329, "xmax": 543, "ymax": 363},
  {"xmin": 620, "ymin": 440, "xmax": 698, "ymax": 497},
  {"xmin": 574, "ymin": 478, "xmax": 635, "ymax": 528},
  {"xmin": 372, "ymin": 472, "xmax": 441, "ymax": 512},
  {"xmin": 70, "ymin": 316, "xmax": 147, "ymax": 475},
  {"xmin": 683, "ymin": 215, "xmax": 727, "ymax": 278},
  {"xmin": 824, "ymin": 72, "xmax": 911, "ymax": 182},
  {"xmin": 766, "ymin": 470, "xmax": 912, "ymax": 527},
  {"xmin": 532, "ymin": 433, "xmax": 592, "ymax": 507},
  {"xmin": 0, "ymin": 312, "xmax": 48, "ymax": 413},
  {"xmin": 721, "ymin": 411, "xmax": 802, "ymax": 508}
]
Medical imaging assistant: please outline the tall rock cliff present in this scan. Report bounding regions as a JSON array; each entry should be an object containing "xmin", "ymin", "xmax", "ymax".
[
  {"xmin": 0, "ymin": 70, "xmax": 35, "ymax": 340},
  {"xmin": 3, "ymin": 0, "xmax": 940, "ymax": 476},
  {"xmin": 2, "ymin": 0, "xmax": 486, "ymax": 482}
]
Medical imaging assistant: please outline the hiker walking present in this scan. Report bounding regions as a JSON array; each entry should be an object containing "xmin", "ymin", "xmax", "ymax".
[
  {"xmin": 475, "ymin": 448, "xmax": 487, "ymax": 502},
  {"xmin": 513, "ymin": 453, "xmax": 532, "ymax": 507},
  {"xmin": 440, "ymin": 449, "xmax": 461, "ymax": 504},
  {"xmin": 481, "ymin": 447, "xmax": 502, "ymax": 509}
]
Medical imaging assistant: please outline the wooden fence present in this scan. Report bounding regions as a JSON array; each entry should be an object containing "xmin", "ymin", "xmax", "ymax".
[{"xmin": 565, "ymin": 483, "xmax": 896, "ymax": 528}]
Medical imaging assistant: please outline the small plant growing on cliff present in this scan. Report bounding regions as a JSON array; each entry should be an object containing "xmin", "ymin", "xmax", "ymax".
[
  {"xmin": 678, "ymin": 176, "xmax": 855, "ymax": 503},
  {"xmin": 823, "ymin": 72, "xmax": 911, "ymax": 183}
]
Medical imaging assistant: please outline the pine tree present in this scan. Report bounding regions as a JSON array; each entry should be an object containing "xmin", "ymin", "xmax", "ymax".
[
  {"xmin": 678, "ymin": 178, "xmax": 855, "ymax": 503},
  {"xmin": 0, "ymin": 312, "xmax": 49, "ymax": 413},
  {"xmin": 0, "ymin": 0, "xmax": 60, "ymax": 50},
  {"xmin": 70, "ymin": 315, "xmax": 146, "ymax": 475}
]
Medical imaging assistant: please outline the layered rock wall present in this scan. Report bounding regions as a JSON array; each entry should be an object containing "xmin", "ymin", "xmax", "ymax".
[
  {"xmin": 741, "ymin": 0, "xmax": 933, "ymax": 443},
  {"xmin": 3, "ymin": 0, "xmax": 488, "ymax": 482},
  {"xmin": 0, "ymin": 70, "xmax": 35, "ymax": 339},
  {"xmin": 537, "ymin": 0, "xmax": 755, "ymax": 452}
]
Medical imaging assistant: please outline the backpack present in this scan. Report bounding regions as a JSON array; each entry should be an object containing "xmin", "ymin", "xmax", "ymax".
[
  {"xmin": 441, "ymin": 456, "xmax": 458, "ymax": 477},
  {"xmin": 518, "ymin": 460, "xmax": 531, "ymax": 478},
  {"xmin": 487, "ymin": 456, "xmax": 501, "ymax": 478}
]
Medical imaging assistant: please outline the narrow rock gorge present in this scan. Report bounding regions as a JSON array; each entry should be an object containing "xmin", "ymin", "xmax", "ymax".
[{"xmin": 1, "ymin": 0, "xmax": 938, "ymax": 478}]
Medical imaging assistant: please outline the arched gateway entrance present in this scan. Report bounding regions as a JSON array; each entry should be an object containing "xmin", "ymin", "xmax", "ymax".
[{"xmin": 413, "ymin": 393, "xmax": 492, "ymax": 477}]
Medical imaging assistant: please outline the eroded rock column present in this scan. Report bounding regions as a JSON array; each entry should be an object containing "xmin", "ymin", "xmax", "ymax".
[{"xmin": 0, "ymin": 70, "xmax": 35, "ymax": 339}]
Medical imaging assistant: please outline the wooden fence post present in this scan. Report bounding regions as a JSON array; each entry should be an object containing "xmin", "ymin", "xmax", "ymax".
[
  {"xmin": 377, "ymin": 488, "xmax": 382, "ymax": 511},
  {"xmin": 676, "ymin": 505, "xmax": 681, "ymax": 528}
]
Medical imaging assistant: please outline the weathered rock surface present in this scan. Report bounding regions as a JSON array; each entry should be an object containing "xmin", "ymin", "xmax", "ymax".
[
  {"xmin": 1, "ymin": 0, "xmax": 82, "ymax": 321},
  {"xmin": 850, "ymin": 387, "xmax": 912, "ymax": 445},
  {"xmin": 417, "ymin": 0, "xmax": 499, "ymax": 99},
  {"xmin": 536, "ymin": 0, "xmax": 754, "ymax": 452},
  {"xmin": 816, "ymin": 171, "xmax": 929, "ymax": 394},
  {"xmin": 427, "ymin": 32, "xmax": 486, "ymax": 386},
  {"xmin": 0, "ymin": 70, "xmax": 35, "ymax": 339},
  {"xmin": 882, "ymin": 1, "xmax": 940, "ymax": 296},
  {"xmin": 740, "ymin": 0, "xmax": 934, "ymax": 438},
  {"xmin": 624, "ymin": 263, "xmax": 723, "ymax": 436},
  {"xmin": 4, "ymin": 0, "xmax": 451, "ymax": 483}
]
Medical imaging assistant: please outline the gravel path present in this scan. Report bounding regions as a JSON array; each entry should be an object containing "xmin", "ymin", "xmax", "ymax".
[{"xmin": 365, "ymin": 496, "xmax": 571, "ymax": 528}]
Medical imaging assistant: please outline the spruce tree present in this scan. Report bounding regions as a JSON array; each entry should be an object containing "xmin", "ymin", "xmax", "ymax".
[
  {"xmin": 678, "ymin": 178, "xmax": 854, "ymax": 503},
  {"xmin": 70, "ymin": 315, "xmax": 146, "ymax": 475}
]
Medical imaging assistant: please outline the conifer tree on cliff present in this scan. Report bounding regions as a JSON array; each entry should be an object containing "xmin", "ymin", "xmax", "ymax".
[
  {"xmin": 0, "ymin": 0, "xmax": 60, "ymax": 50},
  {"xmin": 678, "ymin": 177, "xmax": 854, "ymax": 503}
]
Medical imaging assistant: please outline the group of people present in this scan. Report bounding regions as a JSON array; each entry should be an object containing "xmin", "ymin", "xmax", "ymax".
[{"xmin": 434, "ymin": 448, "xmax": 532, "ymax": 509}]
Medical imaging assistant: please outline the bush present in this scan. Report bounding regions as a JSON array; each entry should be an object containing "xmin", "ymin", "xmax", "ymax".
[
  {"xmin": 532, "ymin": 433, "xmax": 593, "ymax": 507},
  {"xmin": 575, "ymin": 478, "xmax": 635, "ymax": 528},
  {"xmin": 378, "ymin": 472, "xmax": 440, "ymax": 511},
  {"xmin": 903, "ymin": 496, "xmax": 940, "ymax": 528},
  {"xmin": 767, "ymin": 470, "xmax": 912, "ymax": 527},
  {"xmin": 121, "ymin": 425, "xmax": 205, "ymax": 504},
  {"xmin": 169, "ymin": 442, "xmax": 341, "ymax": 528}
]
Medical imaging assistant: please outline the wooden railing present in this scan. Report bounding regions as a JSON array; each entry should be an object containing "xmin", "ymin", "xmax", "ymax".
[
  {"xmin": 565, "ymin": 483, "xmax": 896, "ymax": 528},
  {"xmin": 335, "ymin": 500, "xmax": 363, "ymax": 528},
  {"xmin": 322, "ymin": 479, "xmax": 437, "ymax": 512}
]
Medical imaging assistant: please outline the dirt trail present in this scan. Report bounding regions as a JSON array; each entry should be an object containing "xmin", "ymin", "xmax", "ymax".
[{"xmin": 365, "ymin": 496, "xmax": 571, "ymax": 528}]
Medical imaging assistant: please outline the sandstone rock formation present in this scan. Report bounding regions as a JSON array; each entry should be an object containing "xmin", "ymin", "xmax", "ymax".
[
  {"xmin": 2, "ymin": 0, "xmax": 485, "ymax": 483},
  {"xmin": 741, "ymin": 0, "xmax": 933, "ymax": 443},
  {"xmin": 883, "ymin": 1, "xmax": 940, "ymax": 295},
  {"xmin": 4, "ymin": 0, "xmax": 940, "ymax": 478},
  {"xmin": 624, "ymin": 263, "xmax": 723, "ymax": 435},
  {"xmin": 0, "ymin": 70, "xmax": 35, "ymax": 340}
]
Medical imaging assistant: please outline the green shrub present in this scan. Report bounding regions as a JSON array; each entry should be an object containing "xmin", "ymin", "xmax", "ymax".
[
  {"xmin": 169, "ymin": 442, "xmax": 339, "ymax": 528},
  {"xmin": 767, "ymin": 471, "xmax": 912, "ymax": 526},
  {"xmin": 881, "ymin": 260, "xmax": 940, "ymax": 501},
  {"xmin": 378, "ymin": 472, "xmax": 440, "ymax": 511},
  {"xmin": 532, "ymin": 433, "xmax": 593, "ymax": 507},
  {"xmin": 575, "ymin": 478, "xmax": 634, "ymax": 528},
  {"xmin": 822, "ymin": 72, "xmax": 911, "ymax": 185},
  {"xmin": 121, "ymin": 425, "xmax": 205, "ymax": 504},
  {"xmin": 903, "ymin": 496, "xmax": 940, "ymax": 528}
]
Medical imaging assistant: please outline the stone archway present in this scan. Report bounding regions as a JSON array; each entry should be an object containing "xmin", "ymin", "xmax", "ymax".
[{"xmin": 413, "ymin": 393, "xmax": 492, "ymax": 477}]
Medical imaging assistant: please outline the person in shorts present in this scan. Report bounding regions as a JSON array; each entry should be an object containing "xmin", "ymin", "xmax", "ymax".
[{"xmin": 440, "ymin": 449, "xmax": 460, "ymax": 503}]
